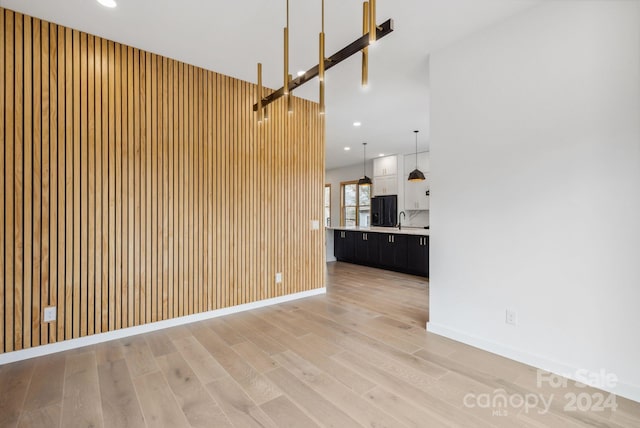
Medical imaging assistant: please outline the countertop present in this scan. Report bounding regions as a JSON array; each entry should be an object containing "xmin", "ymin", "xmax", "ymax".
[{"xmin": 327, "ymin": 226, "xmax": 429, "ymax": 236}]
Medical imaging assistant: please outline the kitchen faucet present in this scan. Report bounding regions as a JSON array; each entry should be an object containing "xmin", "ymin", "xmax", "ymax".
[{"xmin": 398, "ymin": 211, "xmax": 405, "ymax": 230}]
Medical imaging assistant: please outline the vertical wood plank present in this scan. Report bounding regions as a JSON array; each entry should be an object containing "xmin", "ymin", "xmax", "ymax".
[
  {"xmin": 107, "ymin": 40, "xmax": 116, "ymax": 332},
  {"xmin": 123, "ymin": 47, "xmax": 135, "ymax": 327},
  {"xmin": 216, "ymin": 73, "xmax": 222, "ymax": 309},
  {"xmin": 32, "ymin": 17, "xmax": 42, "ymax": 347},
  {"xmin": 114, "ymin": 41, "xmax": 122, "ymax": 331},
  {"xmin": 63, "ymin": 27, "xmax": 73, "ymax": 341},
  {"xmin": 207, "ymin": 72, "xmax": 214, "ymax": 311},
  {"xmin": 78, "ymin": 31, "xmax": 87, "ymax": 338},
  {"xmin": 15, "ymin": 12, "xmax": 25, "ymax": 350},
  {"xmin": 40, "ymin": 20, "xmax": 50, "ymax": 346},
  {"xmin": 162, "ymin": 56, "xmax": 169, "ymax": 320},
  {"xmin": 23, "ymin": 14, "xmax": 33, "ymax": 349},
  {"xmin": 55, "ymin": 25, "xmax": 65, "ymax": 342},
  {"xmin": 127, "ymin": 46, "xmax": 134, "ymax": 328},
  {"xmin": 49, "ymin": 23, "xmax": 59, "ymax": 345},
  {"xmin": 167, "ymin": 59, "xmax": 175, "ymax": 320},
  {"xmin": 0, "ymin": 8, "xmax": 5, "ymax": 355},
  {"xmin": 150, "ymin": 53, "xmax": 157, "ymax": 323},
  {"xmin": 133, "ymin": 48, "xmax": 141, "ymax": 327},
  {"xmin": 144, "ymin": 51, "xmax": 151, "ymax": 324},
  {"xmin": 87, "ymin": 34, "xmax": 95, "ymax": 336},
  {"xmin": 187, "ymin": 65, "xmax": 193, "ymax": 315},
  {"xmin": 4, "ymin": 9, "xmax": 15, "ymax": 353},
  {"xmin": 94, "ymin": 35, "xmax": 102, "ymax": 335},
  {"xmin": 140, "ymin": 51, "xmax": 148, "ymax": 325},
  {"xmin": 101, "ymin": 38, "xmax": 109, "ymax": 333},
  {"xmin": 203, "ymin": 70, "xmax": 209, "ymax": 312},
  {"xmin": 193, "ymin": 68, "xmax": 202, "ymax": 313},
  {"xmin": 172, "ymin": 60, "xmax": 179, "ymax": 318},
  {"xmin": 178, "ymin": 62, "xmax": 185, "ymax": 318},
  {"xmin": 71, "ymin": 29, "xmax": 81, "ymax": 340},
  {"xmin": 199, "ymin": 69, "xmax": 204, "ymax": 311},
  {"xmin": 120, "ymin": 44, "xmax": 128, "ymax": 329}
]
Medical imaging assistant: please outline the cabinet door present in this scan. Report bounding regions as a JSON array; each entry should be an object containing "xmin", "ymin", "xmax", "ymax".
[
  {"xmin": 334, "ymin": 230, "xmax": 355, "ymax": 262},
  {"xmin": 355, "ymin": 232, "xmax": 379, "ymax": 264},
  {"xmin": 373, "ymin": 155, "xmax": 397, "ymax": 177},
  {"xmin": 407, "ymin": 235, "xmax": 429, "ymax": 276},
  {"xmin": 378, "ymin": 234, "xmax": 408, "ymax": 269},
  {"xmin": 373, "ymin": 175, "xmax": 398, "ymax": 196}
]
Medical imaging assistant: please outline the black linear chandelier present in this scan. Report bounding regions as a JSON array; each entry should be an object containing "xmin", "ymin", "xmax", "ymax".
[{"xmin": 254, "ymin": 0, "xmax": 394, "ymax": 120}]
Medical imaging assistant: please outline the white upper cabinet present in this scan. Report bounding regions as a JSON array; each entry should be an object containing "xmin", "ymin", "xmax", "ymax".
[
  {"xmin": 373, "ymin": 155, "xmax": 398, "ymax": 196},
  {"xmin": 373, "ymin": 175, "xmax": 398, "ymax": 196},
  {"xmin": 373, "ymin": 155, "xmax": 397, "ymax": 177},
  {"xmin": 404, "ymin": 152, "xmax": 430, "ymax": 210}
]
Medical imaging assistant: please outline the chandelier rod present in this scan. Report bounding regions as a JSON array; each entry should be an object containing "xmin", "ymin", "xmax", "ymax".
[{"xmin": 252, "ymin": 18, "xmax": 393, "ymax": 112}]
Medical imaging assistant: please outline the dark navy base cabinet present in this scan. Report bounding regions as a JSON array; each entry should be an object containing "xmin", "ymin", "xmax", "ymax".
[{"xmin": 334, "ymin": 229, "xmax": 428, "ymax": 277}]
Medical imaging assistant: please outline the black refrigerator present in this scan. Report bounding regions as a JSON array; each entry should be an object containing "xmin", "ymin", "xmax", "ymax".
[{"xmin": 371, "ymin": 195, "xmax": 397, "ymax": 227}]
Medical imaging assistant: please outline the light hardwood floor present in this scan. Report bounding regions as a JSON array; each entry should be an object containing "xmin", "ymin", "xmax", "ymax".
[{"xmin": 1, "ymin": 262, "xmax": 639, "ymax": 427}]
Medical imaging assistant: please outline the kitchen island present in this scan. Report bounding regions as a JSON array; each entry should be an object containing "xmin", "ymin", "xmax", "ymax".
[{"xmin": 326, "ymin": 226, "xmax": 429, "ymax": 277}]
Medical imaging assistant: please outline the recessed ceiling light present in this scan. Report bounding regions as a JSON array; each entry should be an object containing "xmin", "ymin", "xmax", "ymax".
[
  {"xmin": 344, "ymin": 147, "xmax": 351, "ymax": 151},
  {"xmin": 97, "ymin": 0, "xmax": 117, "ymax": 8},
  {"xmin": 379, "ymin": 153, "xmax": 385, "ymax": 157},
  {"xmin": 297, "ymin": 70, "xmax": 305, "ymax": 77},
  {"xmin": 353, "ymin": 122, "xmax": 361, "ymax": 127}
]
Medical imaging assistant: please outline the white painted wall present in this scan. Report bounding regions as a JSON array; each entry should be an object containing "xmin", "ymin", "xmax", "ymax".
[
  {"xmin": 325, "ymin": 161, "xmax": 374, "ymax": 228},
  {"xmin": 428, "ymin": 0, "xmax": 640, "ymax": 402}
]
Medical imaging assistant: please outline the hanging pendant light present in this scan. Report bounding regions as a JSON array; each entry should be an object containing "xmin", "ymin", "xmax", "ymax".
[
  {"xmin": 408, "ymin": 130, "xmax": 425, "ymax": 181},
  {"xmin": 358, "ymin": 142, "xmax": 372, "ymax": 185}
]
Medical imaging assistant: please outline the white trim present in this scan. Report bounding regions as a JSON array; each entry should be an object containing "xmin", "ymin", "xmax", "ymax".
[
  {"xmin": 426, "ymin": 322, "xmax": 640, "ymax": 404},
  {"xmin": 0, "ymin": 287, "xmax": 326, "ymax": 365}
]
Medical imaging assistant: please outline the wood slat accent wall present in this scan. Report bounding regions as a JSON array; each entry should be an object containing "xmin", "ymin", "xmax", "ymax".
[{"xmin": 0, "ymin": 8, "xmax": 325, "ymax": 354}]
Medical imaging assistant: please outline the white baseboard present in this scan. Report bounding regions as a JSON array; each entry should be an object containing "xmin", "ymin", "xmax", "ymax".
[
  {"xmin": 427, "ymin": 321, "xmax": 640, "ymax": 404},
  {"xmin": 0, "ymin": 287, "xmax": 326, "ymax": 366}
]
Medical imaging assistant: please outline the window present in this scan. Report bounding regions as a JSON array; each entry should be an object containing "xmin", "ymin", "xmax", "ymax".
[
  {"xmin": 340, "ymin": 181, "xmax": 371, "ymax": 227},
  {"xmin": 324, "ymin": 184, "xmax": 331, "ymax": 227}
]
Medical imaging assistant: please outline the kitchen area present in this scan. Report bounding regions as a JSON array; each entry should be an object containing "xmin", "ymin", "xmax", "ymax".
[{"xmin": 325, "ymin": 148, "xmax": 430, "ymax": 277}]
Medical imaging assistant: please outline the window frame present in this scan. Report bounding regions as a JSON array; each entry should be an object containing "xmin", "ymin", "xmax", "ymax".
[
  {"xmin": 340, "ymin": 180, "xmax": 371, "ymax": 227},
  {"xmin": 324, "ymin": 184, "xmax": 331, "ymax": 227}
]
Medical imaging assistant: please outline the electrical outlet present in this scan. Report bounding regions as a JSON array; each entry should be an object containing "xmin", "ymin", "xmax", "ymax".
[
  {"xmin": 505, "ymin": 309, "xmax": 517, "ymax": 326},
  {"xmin": 310, "ymin": 220, "xmax": 319, "ymax": 230},
  {"xmin": 275, "ymin": 273, "xmax": 283, "ymax": 284},
  {"xmin": 44, "ymin": 306, "xmax": 57, "ymax": 322}
]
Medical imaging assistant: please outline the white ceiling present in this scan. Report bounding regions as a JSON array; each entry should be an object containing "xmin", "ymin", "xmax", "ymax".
[{"xmin": 1, "ymin": 0, "xmax": 538, "ymax": 169}]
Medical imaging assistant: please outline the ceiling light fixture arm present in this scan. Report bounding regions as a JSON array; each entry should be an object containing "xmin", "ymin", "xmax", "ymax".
[{"xmin": 252, "ymin": 19, "xmax": 394, "ymax": 112}]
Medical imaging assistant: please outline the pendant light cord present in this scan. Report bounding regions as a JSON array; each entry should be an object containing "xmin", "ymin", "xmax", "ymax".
[
  {"xmin": 414, "ymin": 130, "xmax": 419, "ymax": 169},
  {"xmin": 363, "ymin": 142, "xmax": 367, "ymax": 176}
]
